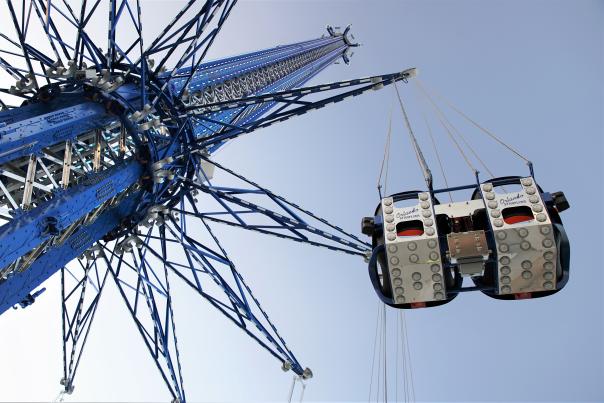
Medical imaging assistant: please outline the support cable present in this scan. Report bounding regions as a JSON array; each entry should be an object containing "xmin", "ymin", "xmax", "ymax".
[
  {"xmin": 416, "ymin": 81, "xmax": 497, "ymax": 179},
  {"xmin": 377, "ymin": 107, "xmax": 393, "ymax": 198},
  {"xmin": 415, "ymin": 81, "xmax": 477, "ymax": 174},
  {"xmin": 421, "ymin": 111, "xmax": 453, "ymax": 202},
  {"xmin": 368, "ymin": 302, "xmax": 381, "ymax": 402},
  {"xmin": 401, "ymin": 311, "xmax": 416, "ymax": 402},
  {"xmin": 394, "ymin": 83, "xmax": 433, "ymax": 191},
  {"xmin": 416, "ymin": 78, "xmax": 531, "ymax": 163},
  {"xmin": 288, "ymin": 376, "xmax": 307, "ymax": 403},
  {"xmin": 382, "ymin": 304, "xmax": 388, "ymax": 403},
  {"xmin": 376, "ymin": 303, "xmax": 384, "ymax": 402}
]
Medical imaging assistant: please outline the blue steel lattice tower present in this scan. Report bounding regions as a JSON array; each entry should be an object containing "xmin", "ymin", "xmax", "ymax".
[{"xmin": 0, "ymin": 1, "xmax": 411, "ymax": 400}]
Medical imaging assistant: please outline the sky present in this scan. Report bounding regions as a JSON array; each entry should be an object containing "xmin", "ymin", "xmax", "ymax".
[{"xmin": 0, "ymin": 0, "xmax": 602, "ymax": 402}]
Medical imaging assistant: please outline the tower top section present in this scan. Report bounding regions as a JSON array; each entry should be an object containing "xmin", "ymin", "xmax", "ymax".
[{"xmin": 326, "ymin": 25, "xmax": 359, "ymax": 64}]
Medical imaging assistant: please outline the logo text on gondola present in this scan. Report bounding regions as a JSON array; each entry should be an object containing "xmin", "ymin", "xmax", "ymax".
[
  {"xmin": 499, "ymin": 193, "xmax": 526, "ymax": 207},
  {"xmin": 396, "ymin": 207, "xmax": 419, "ymax": 220}
]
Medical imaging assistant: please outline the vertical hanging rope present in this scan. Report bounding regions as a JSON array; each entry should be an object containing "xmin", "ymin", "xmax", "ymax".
[
  {"xmin": 401, "ymin": 311, "xmax": 416, "ymax": 402},
  {"xmin": 288, "ymin": 376, "xmax": 308, "ymax": 402},
  {"xmin": 383, "ymin": 304, "xmax": 388, "ymax": 403},
  {"xmin": 376, "ymin": 304, "xmax": 383, "ymax": 402},
  {"xmin": 369, "ymin": 302, "xmax": 383, "ymax": 402},
  {"xmin": 395, "ymin": 311, "xmax": 399, "ymax": 403},
  {"xmin": 288, "ymin": 376, "xmax": 296, "ymax": 402},
  {"xmin": 368, "ymin": 303, "xmax": 379, "ymax": 401}
]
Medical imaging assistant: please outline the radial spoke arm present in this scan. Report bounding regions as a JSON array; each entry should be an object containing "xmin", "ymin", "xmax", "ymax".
[
  {"xmin": 169, "ymin": 154, "xmax": 371, "ymax": 257},
  {"xmin": 60, "ymin": 250, "xmax": 110, "ymax": 395},
  {"xmin": 186, "ymin": 68, "xmax": 416, "ymax": 148},
  {"xmin": 102, "ymin": 233, "xmax": 186, "ymax": 403},
  {"xmin": 133, "ymin": 207, "xmax": 311, "ymax": 377}
]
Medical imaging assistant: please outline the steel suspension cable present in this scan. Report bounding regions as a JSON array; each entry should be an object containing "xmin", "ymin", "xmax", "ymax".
[
  {"xmin": 415, "ymin": 80, "xmax": 510, "ymax": 191},
  {"xmin": 416, "ymin": 78, "xmax": 531, "ymax": 164},
  {"xmin": 395, "ymin": 310, "xmax": 399, "ymax": 402},
  {"xmin": 377, "ymin": 107, "xmax": 394, "ymax": 198},
  {"xmin": 394, "ymin": 83, "xmax": 433, "ymax": 190},
  {"xmin": 414, "ymin": 79, "xmax": 497, "ymax": 178},
  {"xmin": 383, "ymin": 304, "xmax": 388, "ymax": 403},
  {"xmin": 401, "ymin": 311, "xmax": 416, "ymax": 402},
  {"xmin": 375, "ymin": 304, "xmax": 383, "ymax": 402},
  {"xmin": 422, "ymin": 111, "xmax": 453, "ymax": 202},
  {"xmin": 414, "ymin": 81, "xmax": 477, "ymax": 174},
  {"xmin": 368, "ymin": 302, "xmax": 381, "ymax": 402}
]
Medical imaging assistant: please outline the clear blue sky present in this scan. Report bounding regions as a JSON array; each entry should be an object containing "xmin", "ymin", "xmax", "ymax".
[{"xmin": 0, "ymin": 0, "xmax": 601, "ymax": 401}]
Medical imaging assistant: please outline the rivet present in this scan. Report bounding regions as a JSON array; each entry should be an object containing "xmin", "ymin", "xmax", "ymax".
[
  {"xmin": 392, "ymin": 268, "xmax": 401, "ymax": 277},
  {"xmin": 433, "ymin": 283, "xmax": 443, "ymax": 291},
  {"xmin": 418, "ymin": 193, "xmax": 429, "ymax": 201},
  {"xmin": 386, "ymin": 224, "xmax": 395, "ymax": 232},
  {"xmin": 518, "ymin": 228, "xmax": 529, "ymax": 238},
  {"xmin": 490, "ymin": 209, "xmax": 501, "ymax": 218},
  {"xmin": 413, "ymin": 282, "xmax": 423, "ymax": 290},
  {"xmin": 529, "ymin": 195, "xmax": 539, "ymax": 204},
  {"xmin": 434, "ymin": 292, "xmax": 444, "ymax": 300},
  {"xmin": 501, "ymin": 285, "xmax": 512, "ymax": 293},
  {"xmin": 430, "ymin": 264, "xmax": 440, "ymax": 273},
  {"xmin": 543, "ymin": 251, "xmax": 554, "ymax": 261},
  {"xmin": 393, "ymin": 278, "xmax": 403, "ymax": 286},
  {"xmin": 485, "ymin": 192, "xmax": 496, "ymax": 200},
  {"xmin": 488, "ymin": 200, "xmax": 498, "ymax": 209},
  {"xmin": 542, "ymin": 238, "xmax": 553, "ymax": 248},
  {"xmin": 384, "ymin": 206, "xmax": 393, "ymax": 214},
  {"xmin": 543, "ymin": 281, "xmax": 554, "ymax": 290},
  {"xmin": 532, "ymin": 204, "xmax": 543, "ymax": 213},
  {"xmin": 521, "ymin": 178, "xmax": 533, "ymax": 186},
  {"xmin": 543, "ymin": 272, "xmax": 554, "ymax": 281},
  {"xmin": 432, "ymin": 273, "xmax": 442, "ymax": 282},
  {"xmin": 522, "ymin": 270, "xmax": 532, "ymax": 279},
  {"xmin": 521, "ymin": 260, "xmax": 532, "ymax": 270},
  {"xmin": 409, "ymin": 254, "xmax": 419, "ymax": 263},
  {"xmin": 385, "ymin": 215, "xmax": 394, "ymax": 223},
  {"xmin": 395, "ymin": 287, "xmax": 405, "ymax": 295},
  {"xmin": 540, "ymin": 226, "xmax": 551, "ymax": 235},
  {"xmin": 425, "ymin": 227, "xmax": 435, "ymax": 236},
  {"xmin": 499, "ymin": 256, "xmax": 511, "ymax": 265},
  {"xmin": 390, "ymin": 256, "xmax": 400, "ymax": 265},
  {"xmin": 422, "ymin": 210, "xmax": 432, "ymax": 218},
  {"xmin": 498, "ymin": 244, "xmax": 509, "ymax": 253},
  {"xmin": 501, "ymin": 276, "xmax": 511, "ymax": 284},
  {"xmin": 536, "ymin": 213, "xmax": 546, "ymax": 222},
  {"xmin": 525, "ymin": 187, "xmax": 536, "ymax": 195},
  {"xmin": 500, "ymin": 266, "xmax": 511, "ymax": 275},
  {"xmin": 543, "ymin": 262, "xmax": 554, "ymax": 271},
  {"xmin": 383, "ymin": 199, "xmax": 393, "ymax": 206},
  {"xmin": 387, "ymin": 233, "xmax": 396, "ymax": 241},
  {"xmin": 388, "ymin": 245, "xmax": 398, "ymax": 253},
  {"xmin": 482, "ymin": 183, "xmax": 493, "ymax": 192},
  {"xmin": 429, "ymin": 251, "xmax": 439, "ymax": 261},
  {"xmin": 494, "ymin": 219, "xmax": 504, "ymax": 227},
  {"xmin": 520, "ymin": 241, "xmax": 531, "ymax": 251},
  {"xmin": 407, "ymin": 242, "xmax": 417, "ymax": 251},
  {"xmin": 424, "ymin": 218, "xmax": 434, "ymax": 227},
  {"xmin": 396, "ymin": 295, "xmax": 406, "ymax": 303},
  {"xmin": 496, "ymin": 231, "xmax": 507, "ymax": 240},
  {"xmin": 427, "ymin": 239, "xmax": 437, "ymax": 249},
  {"xmin": 412, "ymin": 272, "xmax": 421, "ymax": 281},
  {"xmin": 420, "ymin": 201, "xmax": 430, "ymax": 209}
]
